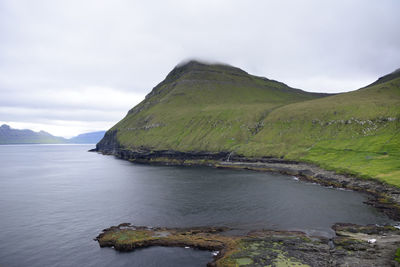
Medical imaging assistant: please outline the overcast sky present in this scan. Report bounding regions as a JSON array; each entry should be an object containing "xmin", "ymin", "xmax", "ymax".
[{"xmin": 1, "ymin": 0, "xmax": 399, "ymax": 137}]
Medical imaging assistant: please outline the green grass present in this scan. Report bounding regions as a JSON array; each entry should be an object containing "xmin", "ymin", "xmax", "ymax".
[
  {"xmin": 395, "ymin": 248, "xmax": 400, "ymax": 263},
  {"xmin": 102, "ymin": 61, "xmax": 400, "ymax": 187},
  {"xmin": 100, "ymin": 230, "xmax": 152, "ymax": 244}
]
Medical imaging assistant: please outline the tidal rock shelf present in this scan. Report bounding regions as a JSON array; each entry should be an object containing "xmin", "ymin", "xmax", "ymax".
[{"xmin": 95, "ymin": 223, "xmax": 400, "ymax": 267}]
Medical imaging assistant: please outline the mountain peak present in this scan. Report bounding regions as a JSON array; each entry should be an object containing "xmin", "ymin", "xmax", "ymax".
[
  {"xmin": 176, "ymin": 59, "xmax": 246, "ymax": 73},
  {"xmin": 176, "ymin": 59, "xmax": 229, "ymax": 68},
  {"xmin": 163, "ymin": 59, "xmax": 248, "ymax": 83},
  {"xmin": 0, "ymin": 124, "xmax": 10, "ymax": 129},
  {"xmin": 175, "ymin": 59, "xmax": 209, "ymax": 68},
  {"xmin": 39, "ymin": 130, "xmax": 52, "ymax": 136}
]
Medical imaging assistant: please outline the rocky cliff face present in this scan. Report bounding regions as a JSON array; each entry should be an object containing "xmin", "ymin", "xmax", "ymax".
[{"xmin": 96, "ymin": 130, "xmax": 120, "ymax": 154}]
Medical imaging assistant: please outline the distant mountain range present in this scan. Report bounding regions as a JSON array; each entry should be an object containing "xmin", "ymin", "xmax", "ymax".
[
  {"xmin": 67, "ymin": 131, "xmax": 107, "ymax": 144},
  {"xmin": 0, "ymin": 124, "xmax": 105, "ymax": 144}
]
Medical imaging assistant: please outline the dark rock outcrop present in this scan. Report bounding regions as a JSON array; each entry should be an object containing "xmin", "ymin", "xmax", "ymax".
[
  {"xmin": 95, "ymin": 130, "xmax": 120, "ymax": 154},
  {"xmin": 96, "ymin": 223, "xmax": 400, "ymax": 267}
]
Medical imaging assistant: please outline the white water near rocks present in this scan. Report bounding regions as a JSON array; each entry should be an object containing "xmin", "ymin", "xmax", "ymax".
[{"xmin": 0, "ymin": 145, "xmax": 394, "ymax": 267}]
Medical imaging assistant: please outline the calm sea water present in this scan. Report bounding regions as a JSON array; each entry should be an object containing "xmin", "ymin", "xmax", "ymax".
[{"xmin": 0, "ymin": 145, "xmax": 394, "ymax": 267}]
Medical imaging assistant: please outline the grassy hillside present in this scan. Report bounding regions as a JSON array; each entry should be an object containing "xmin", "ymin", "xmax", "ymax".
[
  {"xmin": 104, "ymin": 61, "xmax": 327, "ymax": 151},
  {"xmin": 240, "ymin": 73, "xmax": 400, "ymax": 185},
  {"xmin": 99, "ymin": 61, "xmax": 400, "ymax": 186}
]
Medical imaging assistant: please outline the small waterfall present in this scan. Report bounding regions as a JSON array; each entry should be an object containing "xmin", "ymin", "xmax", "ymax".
[{"xmin": 226, "ymin": 151, "xmax": 234, "ymax": 162}]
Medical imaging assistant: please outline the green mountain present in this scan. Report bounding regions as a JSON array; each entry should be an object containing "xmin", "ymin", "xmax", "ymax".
[
  {"xmin": 97, "ymin": 61, "xmax": 400, "ymax": 186},
  {"xmin": 0, "ymin": 124, "xmax": 106, "ymax": 144},
  {"xmin": 97, "ymin": 61, "xmax": 328, "ymax": 151},
  {"xmin": 0, "ymin": 124, "xmax": 66, "ymax": 144}
]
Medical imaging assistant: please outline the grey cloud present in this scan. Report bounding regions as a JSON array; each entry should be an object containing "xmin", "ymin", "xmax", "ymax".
[
  {"xmin": 0, "ymin": 0, "xmax": 399, "ymax": 136},
  {"xmin": 0, "ymin": 106, "xmax": 125, "ymax": 123}
]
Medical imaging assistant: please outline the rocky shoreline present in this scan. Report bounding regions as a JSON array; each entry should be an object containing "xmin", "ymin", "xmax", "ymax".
[
  {"xmin": 93, "ymin": 147, "xmax": 400, "ymax": 221},
  {"xmin": 95, "ymin": 223, "xmax": 400, "ymax": 266},
  {"xmin": 92, "ymin": 146, "xmax": 400, "ymax": 265}
]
